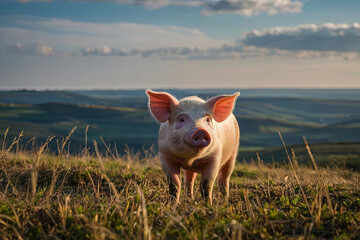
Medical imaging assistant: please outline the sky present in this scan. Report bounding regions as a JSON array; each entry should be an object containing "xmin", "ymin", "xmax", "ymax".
[{"xmin": 0, "ymin": 0, "xmax": 360, "ymax": 90}]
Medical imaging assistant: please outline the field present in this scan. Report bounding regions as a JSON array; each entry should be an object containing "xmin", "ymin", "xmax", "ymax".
[
  {"xmin": 0, "ymin": 131, "xmax": 359, "ymax": 239},
  {"xmin": 0, "ymin": 89, "xmax": 359, "ymax": 239},
  {"xmin": 0, "ymin": 89, "xmax": 359, "ymax": 170}
]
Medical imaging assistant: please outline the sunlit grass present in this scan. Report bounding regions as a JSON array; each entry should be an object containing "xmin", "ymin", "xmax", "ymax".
[{"xmin": 0, "ymin": 129, "xmax": 359, "ymax": 239}]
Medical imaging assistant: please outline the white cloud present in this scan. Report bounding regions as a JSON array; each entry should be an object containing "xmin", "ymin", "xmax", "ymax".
[
  {"xmin": 244, "ymin": 22, "xmax": 360, "ymax": 52},
  {"xmin": 6, "ymin": 42, "xmax": 58, "ymax": 56},
  {"xmin": 65, "ymin": 21, "xmax": 360, "ymax": 60},
  {"xmin": 5, "ymin": 21, "xmax": 360, "ymax": 61},
  {"xmin": 6, "ymin": 42, "xmax": 77, "ymax": 57},
  {"xmin": 9, "ymin": 41, "xmax": 359, "ymax": 61},
  {"xmin": 16, "ymin": 0, "xmax": 304, "ymax": 16},
  {"xmin": 80, "ymin": 45, "xmax": 202, "ymax": 58},
  {"xmin": 202, "ymin": 0, "xmax": 303, "ymax": 16}
]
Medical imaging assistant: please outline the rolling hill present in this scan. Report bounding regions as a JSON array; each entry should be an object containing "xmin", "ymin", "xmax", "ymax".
[{"xmin": 0, "ymin": 89, "xmax": 359, "ymax": 169}]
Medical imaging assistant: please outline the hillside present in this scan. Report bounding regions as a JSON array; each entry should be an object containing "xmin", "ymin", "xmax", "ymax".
[
  {"xmin": 0, "ymin": 102, "xmax": 157, "ymax": 152},
  {"xmin": 0, "ymin": 89, "xmax": 359, "ymax": 169}
]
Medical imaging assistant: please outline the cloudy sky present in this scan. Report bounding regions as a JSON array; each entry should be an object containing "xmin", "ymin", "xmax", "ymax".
[{"xmin": 0, "ymin": 0, "xmax": 360, "ymax": 89}]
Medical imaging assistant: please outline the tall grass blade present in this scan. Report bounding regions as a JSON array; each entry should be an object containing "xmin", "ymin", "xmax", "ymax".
[
  {"xmin": 84, "ymin": 125, "xmax": 90, "ymax": 156},
  {"xmin": 137, "ymin": 185, "xmax": 152, "ymax": 240},
  {"xmin": 303, "ymin": 136, "xmax": 334, "ymax": 215},
  {"xmin": 93, "ymin": 140, "xmax": 120, "ymax": 201},
  {"xmin": 59, "ymin": 126, "xmax": 76, "ymax": 157},
  {"xmin": 278, "ymin": 131, "xmax": 313, "ymax": 217}
]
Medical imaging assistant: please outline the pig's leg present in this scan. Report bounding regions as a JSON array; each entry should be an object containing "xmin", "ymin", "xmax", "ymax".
[
  {"xmin": 218, "ymin": 156, "xmax": 236, "ymax": 201},
  {"xmin": 184, "ymin": 170, "xmax": 197, "ymax": 200},
  {"xmin": 200, "ymin": 158, "xmax": 221, "ymax": 205},
  {"xmin": 160, "ymin": 154, "xmax": 182, "ymax": 204}
]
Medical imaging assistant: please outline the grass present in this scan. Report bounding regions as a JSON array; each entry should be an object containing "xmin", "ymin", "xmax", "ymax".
[
  {"xmin": 0, "ymin": 129, "xmax": 359, "ymax": 239},
  {"xmin": 239, "ymin": 142, "xmax": 360, "ymax": 171}
]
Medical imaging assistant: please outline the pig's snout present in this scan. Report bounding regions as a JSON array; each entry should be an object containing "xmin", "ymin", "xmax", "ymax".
[{"xmin": 189, "ymin": 129, "xmax": 211, "ymax": 148}]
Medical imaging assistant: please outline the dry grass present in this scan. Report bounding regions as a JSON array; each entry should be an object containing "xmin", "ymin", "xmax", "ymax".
[{"xmin": 0, "ymin": 130, "xmax": 359, "ymax": 239}]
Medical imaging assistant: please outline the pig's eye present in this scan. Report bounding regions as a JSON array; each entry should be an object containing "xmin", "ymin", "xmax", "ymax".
[
  {"xmin": 179, "ymin": 116, "xmax": 185, "ymax": 122},
  {"xmin": 206, "ymin": 117, "xmax": 211, "ymax": 123}
]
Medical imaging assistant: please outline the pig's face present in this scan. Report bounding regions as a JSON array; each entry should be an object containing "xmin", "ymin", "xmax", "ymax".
[
  {"xmin": 146, "ymin": 90, "xmax": 239, "ymax": 158},
  {"xmin": 166, "ymin": 97, "xmax": 216, "ymax": 158}
]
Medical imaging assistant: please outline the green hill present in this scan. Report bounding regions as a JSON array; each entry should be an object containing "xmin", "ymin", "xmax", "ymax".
[
  {"xmin": 0, "ymin": 89, "xmax": 359, "ymax": 169},
  {"xmin": 0, "ymin": 102, "xmax": 158, "ymax": 153}
]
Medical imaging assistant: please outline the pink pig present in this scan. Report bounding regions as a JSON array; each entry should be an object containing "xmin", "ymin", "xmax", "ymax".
[{"xmin": 146, "ymin": 89, "xmax": 240, "ymax": 205}]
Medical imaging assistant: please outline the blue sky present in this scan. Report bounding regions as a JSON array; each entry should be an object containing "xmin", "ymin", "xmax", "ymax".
[{"xmin": 1, "ymin": 0, "xmax": 360, "ymax": 89}]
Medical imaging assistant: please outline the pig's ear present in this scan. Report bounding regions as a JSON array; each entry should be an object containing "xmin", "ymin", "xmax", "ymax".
[
  {"xmin": 206, "ymin": 92, "xmax": 240, "ymax": 122},
  {"xmin": 146, "ymin": 89, "xmax": 179, "ymax": 123}
]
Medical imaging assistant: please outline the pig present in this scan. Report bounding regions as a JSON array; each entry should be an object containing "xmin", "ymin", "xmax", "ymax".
[{"xmin": 146, "ymin": 89, "xmax": 240, "ymax": 205}]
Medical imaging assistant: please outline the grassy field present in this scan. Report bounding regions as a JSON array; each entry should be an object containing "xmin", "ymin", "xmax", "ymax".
[
  {"xmin": 239, "ymin": 141, "xmax": 360, "ymax": 171},
  {"xmin": 0, "ymin": 131, "xmax": 359, "ymax": 239}
]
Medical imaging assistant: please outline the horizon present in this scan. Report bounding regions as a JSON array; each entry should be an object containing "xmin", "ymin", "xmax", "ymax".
[
  {"xmin": 2, "ymin": 87, "xmax": 360, "ymax": 91},
  {"xmin": 2, "ymin": 88, "xmax": 360, "ymax": 102}
]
